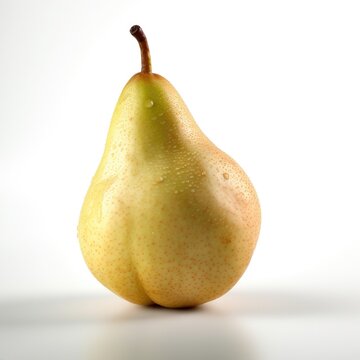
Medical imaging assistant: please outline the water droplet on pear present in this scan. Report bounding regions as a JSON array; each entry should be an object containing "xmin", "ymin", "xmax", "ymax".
[{"xmin": 145, "ymin": 99, "xmax": 154, "ymax": 108}]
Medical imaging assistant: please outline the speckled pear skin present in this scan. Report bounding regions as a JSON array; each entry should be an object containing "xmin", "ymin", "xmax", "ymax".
[{"xmin": 78, "ymin": 73, "xmax": 261, "ymax": 308}]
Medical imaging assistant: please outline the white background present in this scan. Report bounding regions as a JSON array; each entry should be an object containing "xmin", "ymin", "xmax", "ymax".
[{"xmin": 1, "ymin": 0, "xmax": 360, "ymax": 359}]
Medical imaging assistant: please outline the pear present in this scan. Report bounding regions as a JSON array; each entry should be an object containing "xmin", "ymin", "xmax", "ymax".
[{"xmin": 78, "ymin": 25, "xmax": 261, "ymax": 308}]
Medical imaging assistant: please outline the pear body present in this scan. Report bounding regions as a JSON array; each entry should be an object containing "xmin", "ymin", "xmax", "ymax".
[{"xmin": 78, "ymin": 73, "xmax": 261, "ymax": 308}]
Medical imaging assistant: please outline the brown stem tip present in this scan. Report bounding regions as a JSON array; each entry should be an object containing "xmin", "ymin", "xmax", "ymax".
[{"xmin": 130, "ymin": 25, "xmax": 152, "ymax": 73}]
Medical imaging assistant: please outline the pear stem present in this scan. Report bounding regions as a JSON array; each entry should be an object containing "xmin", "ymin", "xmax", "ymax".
[{"xmin": 130, "ymin": 25, "xmax": 152, "ymax": 73}]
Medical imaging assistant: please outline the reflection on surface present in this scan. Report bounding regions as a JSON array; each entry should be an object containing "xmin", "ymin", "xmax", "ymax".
[
  {"xmin": 90, "ymin": 305, "xmax": 255, "ymax": 360},
  {"xmin": 0, "ymin": 294, "xmax": 255, "ymax": 360},
  {"xmin": 0, "ymin": 290, "xmax": 359, "ymax": 360}
]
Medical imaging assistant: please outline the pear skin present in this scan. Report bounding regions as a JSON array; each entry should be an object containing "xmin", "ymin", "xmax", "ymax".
[{"xmin": 78, "ymin": 26, "xmax": 261, "ymax": 308}]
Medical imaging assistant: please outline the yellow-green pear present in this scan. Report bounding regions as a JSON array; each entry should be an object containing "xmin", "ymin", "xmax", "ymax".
[{"xmin": 78, "ymin": 25, "xmax": 261, "ymax": 308}]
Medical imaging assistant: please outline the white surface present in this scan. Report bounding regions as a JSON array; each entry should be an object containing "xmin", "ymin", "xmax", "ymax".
[
  {"xmin": 1, "ymin": 0, "xmax": 360, "ymax": 358},
  {"xmin": 1, "ymin": 289, "xmax": 359, "ymax": 360}
]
